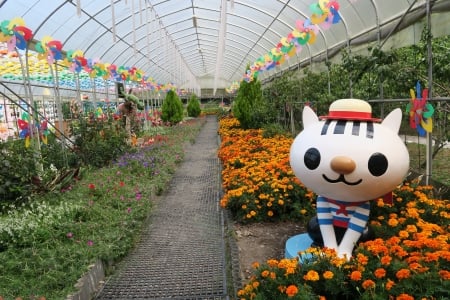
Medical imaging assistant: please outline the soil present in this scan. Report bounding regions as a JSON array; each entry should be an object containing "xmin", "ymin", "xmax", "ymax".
[{"xmin": 233, "ymin": 221, "xmax": 306, "ymax": 282}]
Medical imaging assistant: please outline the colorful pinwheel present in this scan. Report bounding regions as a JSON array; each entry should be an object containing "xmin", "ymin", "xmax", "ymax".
[
  {"xmin": 406, "ymin": 81, "xmax": 434, "ymax": 136},
  {"xmin": 18, "ymin": 111, "xmax": 50, "ymax": 147}
]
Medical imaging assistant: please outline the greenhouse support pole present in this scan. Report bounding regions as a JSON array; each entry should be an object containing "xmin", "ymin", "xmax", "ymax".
[
  {"xmin": 425, "ymin": 0, "xmax": 433, "ymax": 185},
  {"xmin": 22, "ymin": 48, "xmax": 44, "ymax": 173}
]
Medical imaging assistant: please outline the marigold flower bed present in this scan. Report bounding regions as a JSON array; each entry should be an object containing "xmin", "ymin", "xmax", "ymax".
[{"xmin": 218, "ymin": 117, "xmax": 450, "ymax": 299}]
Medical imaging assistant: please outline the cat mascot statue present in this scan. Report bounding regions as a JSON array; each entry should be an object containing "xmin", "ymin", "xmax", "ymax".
[{"xmin": 290, "ymin": 99, "xmax": 409, "ymax": 260}]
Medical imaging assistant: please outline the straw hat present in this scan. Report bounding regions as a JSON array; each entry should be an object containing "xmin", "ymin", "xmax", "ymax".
[{"xmin": 320, "ymin": 98, "xmax": 381, "ymax": 122}]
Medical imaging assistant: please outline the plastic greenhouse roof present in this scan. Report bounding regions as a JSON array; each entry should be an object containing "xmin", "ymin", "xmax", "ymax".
[{"xmin": 0, "ymin": 0, "xmax": 449, "ymax": 94}]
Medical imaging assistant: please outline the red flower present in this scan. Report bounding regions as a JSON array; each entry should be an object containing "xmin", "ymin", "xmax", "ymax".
[{"xmin": 88, "ymin": 183, "xmax": 95, "ymax": 189}]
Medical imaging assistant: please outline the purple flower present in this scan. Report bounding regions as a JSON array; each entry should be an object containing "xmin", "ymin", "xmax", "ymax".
[
  {"xmin": 135, "ymin": 192, "xmax": 142, "ymax": 200},
  {"xmin": 66, "ymin": 232, "xmax": 74, "ymax": 239},
  {"xmin": 127, "ymin": 207, "xmax": 132, "ymax": 213},
  {"xmin": 87, "ymin": 240, "xmax": 94, "ymax": 246}
]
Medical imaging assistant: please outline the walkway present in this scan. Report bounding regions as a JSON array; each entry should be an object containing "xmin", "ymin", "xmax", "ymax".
[{"xmin": 95, "ymin": 116, "xmax": 232, "ymax": 299}]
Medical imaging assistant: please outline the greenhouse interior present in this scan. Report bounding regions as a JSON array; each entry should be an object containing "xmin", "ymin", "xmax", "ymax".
[{"xmin": 0, "ymin": 0, "xmax": 449, "ymax": 299}]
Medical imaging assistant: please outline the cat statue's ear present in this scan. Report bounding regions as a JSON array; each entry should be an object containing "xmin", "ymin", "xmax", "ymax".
[
  {"xmin": 302, "ymin": 106, "xmax": 319, "ymax": 129},
  {"xmin": 381, "ymin": 108, "xmax": 402, "ymax": 134}
]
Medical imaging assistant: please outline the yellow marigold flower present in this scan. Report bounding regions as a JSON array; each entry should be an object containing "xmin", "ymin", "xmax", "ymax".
[
  {"xmin": 362, "ymin": 279, "xmax": 376, "ymax": 289},
  {"xmin": 388, "ymin": 218, "xmax": 399, "ymax": 227},
  {"xmin": 241, "ymin": 204, "xmax": 247, "ymax": 209},
  {"xmin": 267, "ymin": 259, "xmax": 279, "ymax": 268},
  {"xmin": 270, "ymin": 271, "xmax": 276, "ymax": 279},
  {"xmin": 252, "ymin": 281, "xmax": 259, "ymax": 289},
  {"xmin": 267, "ymin": 211, "xmax": 274, "ymax": 217},
  {"xmin": 267, "ymin": 201, "xmax": 272, "ymax": 207},
  {"xmin": 246, "ymin": 214, "xmax": 252, "ymax": 219},
  {"xmin": 350, "ymin": 270, "xmax": 362, "ymax": 281},
  {"xmin": 285, "ymin": 285, "xmax": 299, "ymax": 297},
  {"xmin": 377, "ymin": 198, "xmax": 384, "ymax": 207},
  {"xmin": 323, "ymin": 271, "xmax": 334, "ymax": 279},
  {"xmin": 285, "ymin": 266, "xmax": 296, "ymax": 276},
  {"xmin": 303, "ymin": 270, "xmax": 320, "ymax": 281},
  {"xmin": 278, "ymin": 199, "xmax": 284, "ymax": 205},
  {"xmin": 250, "ymin": 210, "xmax": 256, "ymax": 216},
  {"xmin": 396, "ymin": 268, "xmax": 411, "ymax": 280},
  {"xmin": 377, "ymin": 215, "xmax": 385, "ymax": 220},
  {"xmin": 406, "ymin": 224, "xmax": 418, "ymax": 233},
  {"xmin": 398, "ymin": 230, "xmax": 409, "ymax": 239},
  {"xmin": 261, "ymin": 270, "xmax": 270, "ymax": 277},
  {"xmin": 252, "ymin": 262, "xmax": 260, "ymax": 269},
  {"xmin": 300, "ymin": 209, "xmax": 307, "ymax": 215}
]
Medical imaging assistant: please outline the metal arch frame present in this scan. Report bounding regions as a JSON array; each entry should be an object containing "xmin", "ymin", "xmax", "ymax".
[
  {"xmin": 228, "ymin": 0, "xmax": 295, "ymax": 79},
  {"xmin": 81, "ymin": 1, "xmax": 196, "ymax": 82}
]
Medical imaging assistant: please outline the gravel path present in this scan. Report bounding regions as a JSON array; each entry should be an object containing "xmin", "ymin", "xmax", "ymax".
[{"xmin": 95, "ymin": 116, "xmax": 230, "ymax": 299}]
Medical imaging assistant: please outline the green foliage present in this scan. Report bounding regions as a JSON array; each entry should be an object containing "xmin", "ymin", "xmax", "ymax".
[
  {"xmin": 0, "ymin": 118, "xmax": 205, "ymax": 299},
  {"xmin": 73, "ymin": 117, "xmax": 130, "ymax": 168},
  {"xmin": 232, "ymin": 74, "xmax": 266, "ymax": 129},
  {"xmin": 161, "ymin": 90, "xmax": 184, "ymax": 124},
  {"xmin": 262, "ymin": 122, "xmax": 291, "ymax": 138},
  {"xmin": 0, "ymin": 140, "xmax": 37, "ymax": 205},
  {"xmin": 187, "ymin": 94, "xmax": 201, "ymax": 117}
]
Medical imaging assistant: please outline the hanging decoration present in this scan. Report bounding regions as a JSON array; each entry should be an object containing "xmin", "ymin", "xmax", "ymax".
[
  {"xmin": 18, "ymin": 111, "xmax": 49, "ymax": 147},
  {"xmin": 242, "ymin": 0, "xmax": 341, "ymax": 83},
  {"xmin": 0, "ymin": 17, "xmax": 174, "ymax": 93},
  {"xmin": 406, "ymin": 81, "xmax": 434, "ymax": 136},
  {"xmin": 0, "ymin": 17, "xmax": 33, "ymax": 51}
]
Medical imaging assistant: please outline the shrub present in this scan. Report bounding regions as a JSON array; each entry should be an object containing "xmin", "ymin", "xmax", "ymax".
[
  {"xmin": 0, "ymin": 139, "xmax": 37, "ymax": 206},
  {"xmin": 232, "ymin": 76, "xmax": 265, "ymax": 129},
  {"xmin": 73, "ymin": 117, "xmax": 129, "ymax": 168},
  {"xmin": 161, "ymin": 90, "xmax": 184, "ymax": 124},
  {"xmin": 187, "ymin": 94, "xmax": 201, "ymax": 117}
]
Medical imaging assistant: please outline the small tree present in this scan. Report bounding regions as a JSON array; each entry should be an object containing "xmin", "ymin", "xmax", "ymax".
[
  {"xmin": 232, "ymin": 74, "xmax": 264, "ymax": 129},
  {"xmin": 161, "ymin": 90, "xmax": 184, "ymax": 124},
  {"xmin": 187, "ymin": 94, "xmax": 201, "ymax": 117}
]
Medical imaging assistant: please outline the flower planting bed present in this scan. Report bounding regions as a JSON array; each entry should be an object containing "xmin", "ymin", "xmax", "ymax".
[{"xmin": 218, "ymin": 116, "xmax": 450, "ymax": 300}]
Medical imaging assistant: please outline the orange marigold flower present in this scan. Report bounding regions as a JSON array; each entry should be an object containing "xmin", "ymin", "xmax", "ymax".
[
  {"xmin": 381, "ymin": 255, "xmax": 392, "ymax": 266},
  {"xmin": 374, "ymin": 268, "xmax": 386, "ymax": 278},
  {"xmin": 396, "ymin": 293, "xmax": 414, "ymax": 300},
  {"xmin": 439, "ymin": 270, "xmax": 450, "ymax": 280},
  {"xmin": 285, "ymin": 285, "xmax": 299, "ymax": 297},
  {"xmin": 270, "ymin": 271, "xmax": 276, "ymax": 279},
  {"xmin": 323, "ymin": 271, "xmax": 334, "ymax": 279},
  {"xmin": 357, "ymin": 253, "xmax": 369, "ymax": 265},
  {"xmin": 261, "ymin": 270, "xmax": 270, "ymax": 277},
  {"xmin": 303, "ymin": 270, "xmax": 320, "ymax": 281},
  {"xmin": 350, "ymin": 270, "xmax": 362, "ymax": 281},
  {"xmin": 386, "ymin": 279, "xmax": 395, "ymax": 291},
  {"xmin": 319, "ymin": 297, "xmax": 326, "ymax": 300},
  {"xmin": 396, "ymin": 268, "xmax": 411, "ymax": 280},
  {"xmin": 252, "ymin": 262, "xmax": 260, "ymax": 269},
  {"xmin": 362, "ymin": 279, "xmax": 376, "ymax": 290},
  {"xmin": 267, "ymin": 210, "xmax": 274, "ymax": 217}
]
